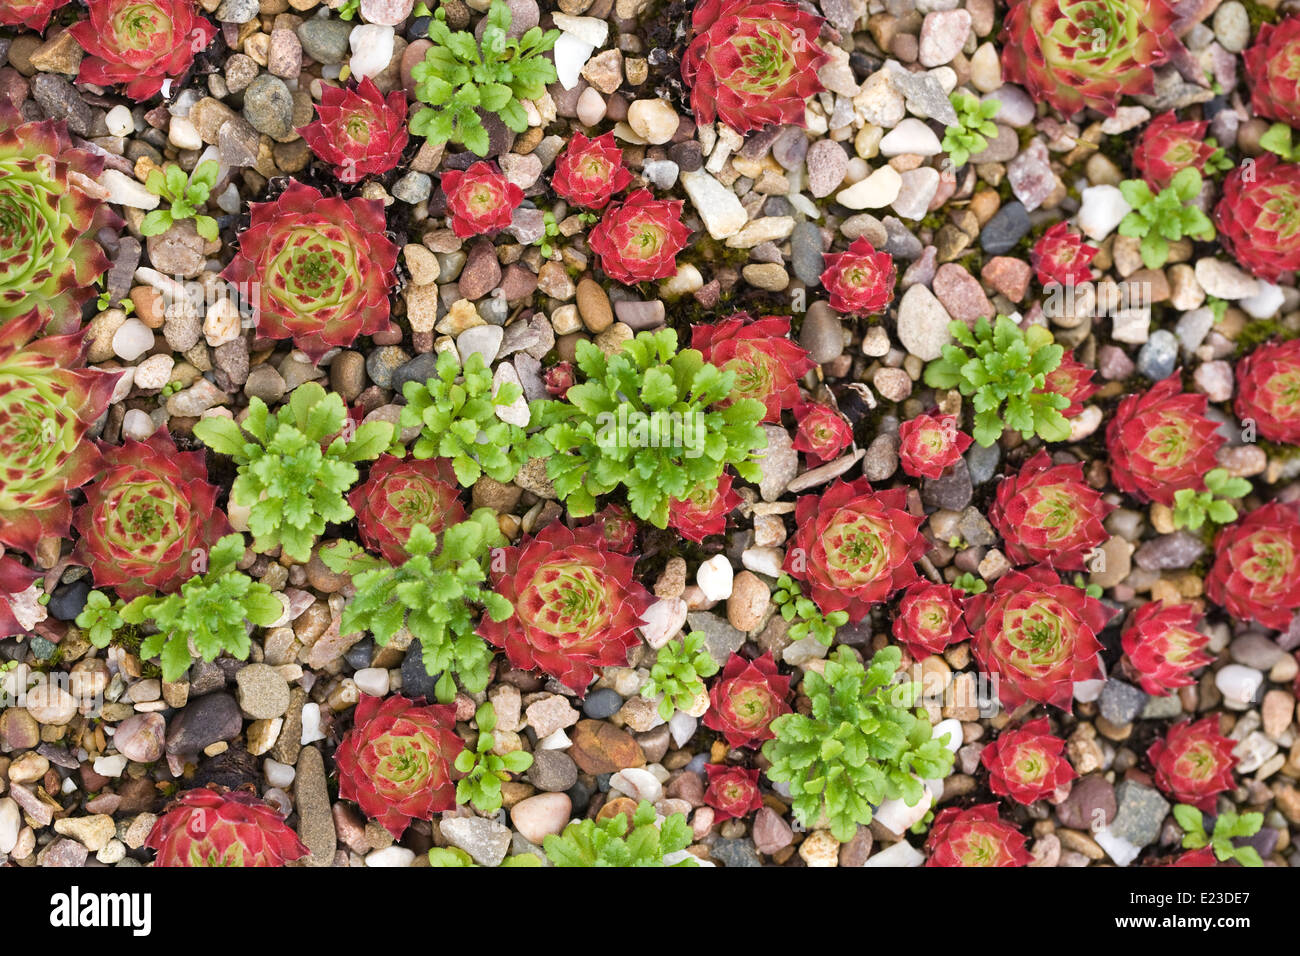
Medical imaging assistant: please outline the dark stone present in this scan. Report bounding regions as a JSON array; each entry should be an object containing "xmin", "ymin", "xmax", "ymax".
[
  {"xmin": 711, "ymin": 838, "xmax": 763, "ymax": 867},
  {"xmin": 47, "ymin": 578, "xmax": 90, "ymax": 622},
  {"xmin": 1056, "ymin": 775, "xmax": 1117, "ymax": 830},
  {"xmin": 32, "ymin": 73, "xmax": 92, "ymax": 136},
  {"xmin": 345, "ymin": 638, "xmax": 374, "ymax": 671},
  {"xmin": 582, "ymin": 687, "xmax": 622, "ymax": 719},
  {"xmin": 392, "ymin": 351, "xmax": 441, "ymax": 397},
  {"xmin": 191, "ymin": 744, "xmax": 260, "ymax": 791},
  {"xmin": 980, "ymin": 201, "xmax": 1030, "ymax": 255},
  {"xmin": 527, "ymin": 749, "xmax": 578, "ymax": 792},
  {"xmin": 882, "ymin": 215, "xmax": 923, "ymax": 260},
  {"xmin": 921, "ymin": 458, "xmax": 973, "ymax": 511},
  {"xmin": 1100, "ymin": 678, "xmax": 1148, "ymax": 725},
  {"xmin": 401, "ymin": 640, "xmax": 440, "ymax": 702},
  {"xmin": 165, "ymin": 692, "xmax": 242, "ymax": 755}
]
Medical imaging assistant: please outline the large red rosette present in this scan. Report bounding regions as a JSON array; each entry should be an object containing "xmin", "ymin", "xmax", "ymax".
[
  {"xmin": 589, "ymin": 189, "xmax": 691, "ymax": 285},
  {"xmin": 441, "ymin": 161, "xmax": 523, "ymax": 239},
  {"xmin": 926, "ymin": 803, "xmax": 1032, "ymax": 867},
  {"xmin": 1148, "ymin": 717, "xmax": 1238, "ymax": 812},
  {"xmin": 691, "ymin": 314, "xmax": 816, "ymax": 423},
  {"xmin": 1243, "ymin": 15, "xmax": 1300, "ymax": 130},
  {"xmin": 70, "ymin": 0, "xmax": 217, "ymax": 101},
  {"xmin": 1235, "ymin": 339, "xmax": 1300, "ymax": 445},
  {"xmin": 981, "ymin": 717, "xmax": 1076, "ymax": 806},
  {"xmin": 1214, "ymin": 155, "xmax": 1300, "ymax": 282},
  {"xmin": 1121, "ymin": 601, "xmax": 1212, "ymax": 696},
  {"xmin": 146, "ymin": 788, "xmax": 308, "ymax": 867},
  {"xmin": 1205, "ymin": 501, "xmax": 1300, "ymax": 631},
  {"xmin": 477, "ymin": 522, "xmax": 653, "ymax": 695},
  {"xmin": 299, "ymin": 77, "xmax": 409, "ymax": 181},
  {"xmin": 989, "ymin": 450, "xmax": 1112, "ymax": 571},
  {"xmin": 702, "ymin": 652, "xmax": 791, "ymax": 748},
  {"xmin": 1105, "ymin": 376, "xmax": 1224, "ymax": 506},
  {"xmin": 551, "ymin": 132, "xmax": 633, "ymax": 211}
]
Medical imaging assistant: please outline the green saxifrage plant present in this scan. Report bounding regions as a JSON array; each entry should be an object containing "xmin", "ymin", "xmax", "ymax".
[
  {"xmin": 410, "ymin": 0, "xmax": 558, "ymax": 156},
  {"xmin": 1174, "ymin": 804, "xmax": 1264, "ymax": 866},
  {"xmin": 1171, "ymin": 467, "xmax": 1251, "ymax": 531},
  {"xmin": 543, "ymin": 800, "xmax": 696, "ymax": 867},
  {"xmin": 75, "ymin": 590, "xmax": 123, "ymax": 649},
  {"xmin": 640, "ymin": 630, "xmax": 718, "ymax": 721},
  {"xmin": 1118, "ymin": 168, "xmax": 1216, "ymax": 269},
  {"xmin": 454, "ymin": 700, "xmax": 534, "ymax": 814},
  {"xmin": 942, "ymin": 91, "xmax": 999, "ymax": 168},
  {"xmin": 923, "ymin": 314, "xmax": 1070, "ymax": 447},
  {"xmin": 772, "ymin": 573, "xmax": 848, "ymax": 646},
  {"xmin": 762, "ymin": 645, "xmax": 955, "ymax": 842},
  {"xmin": 531, "ymin": 329, "xmax": 767, "ymax": 528},
  {"xmin": 194, "ymin": 383, "xmax": 393, "ymax": 563},
  {"xmin": 320, "ymin": 511, "xmax": 510, "ymax": 702},
  {"xmin": 142, "ymin": 160, "xmax": 221, "ymax": 242}
]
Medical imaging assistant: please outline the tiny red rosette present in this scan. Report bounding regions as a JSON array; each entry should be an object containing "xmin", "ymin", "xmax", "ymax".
[
  {"xmin": 704, "ymin": 764, "xmax": 764, "ymax": 821},
  {"xmin": 146, "ymin": 788, "xmax": 309, "ymax": 867},
  {"xmin": 1205, "ymin": 500, "xmax": 1300, "ymax": 630},
  {"xmin": 1148, "ymin": 717, "xmax": 1238, "ymax": 812},
  {"xmin": 1121, "ymin": 600, "xmax": 1212, "ymax": 696},
  {"xmin": 989, "ymin": 449, "xmax": 1113, "ymax": 571},
  {"xmin": 349, "ymin": 455, "xmax": 466, "ymax": 565},
  {"xmin": 783, "ymin": 477, "xmax": 926, "ymax": 623},
  {"xmin": 981, "ymin": 717, "xmax": 1076, "ymax": 806},
  {"xmin": 1235, "ymin": 338, "xmax": 1300, "ymax": 444},
  {"xmin": 1030, "ymin": 222, "xmax": 1097, "ymax": 287},
  {"xmin": 819, "ymin": 237, "xmax": 895, "ymax": 315},
  {"xmin": 692, "ymin": 313, "xmax": 816, "ymax": 423},
  {"xmin": 703, "ymin": 652, "xmax": 792, "ymax": 749},
  {"xmin": 589, "ymin": 189, "xmax": 691, "ymax": 284},
  {"xmin": 898, "ymin": 413, "xmax": 971, "ymax": 480},
  {"xmin": 1243, "ymin": 15, "xmax": 1300, "ymax": 130},
  {"xmin": 1214, "ymin": 154, "xmax": 1300, "ymax": 282},
  {"xmin": 441, "ymin": 160, "xmax": 524, "ymax": 239},
  {"xmin": 335, "ymin": 694, "xmax": 464, "ymax": 839},
  {"xmin": 892, "ymin": 581, "xmax": 970, "ymax": 659},
  {"xmin": 551, "ymin": 131, "xmax": 633, "ymax": 210},
  {"xmin": 1039, "ymin": 349, "xmax": 1098, "ymax": 419},
  {"xmin": 926, "ymin": 803, "xmax": 1032, "ymax": 867},
  {"xmin": 1133, "ymin": 111, "xmax": 1219, "ymax": 191},
  {"xmin": 669, "ymin": 472, "xmax": 743, "ymax": 544},
  {"xmin": 792, "ymin": 401, "xmax": 853, "ymax": 467},
  {"xmin": 70, "ymin": 0, "xmax": 217, "ymax": 101},
  {"xmin": 1104, "ymin": 376, "xmax": 1224, "ymax": 506},
  {"xmin": 299, "ymin": 77, "xmax": 409, "ymax": 181},
  {"xmin": 576, "ymin": 503, "xmax": 639, "ymax": 554}
]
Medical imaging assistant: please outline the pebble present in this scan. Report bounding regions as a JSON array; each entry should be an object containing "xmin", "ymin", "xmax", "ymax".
[
  {"xmin": 983, "ymin": 85, "xmax": 1035, "ymax": 127},
  {"xmin": 1216, "ymin": 664, "xmax": 1264, "ymax": 709},
  {"xmin": 553, "ymin": 32, "xmax": 595, "ymax": 89},
  {"xmin": 243, "ymin": 73, "xmax": 295, "ymax": 140},
  {"xmin": 511, "ymin": 792, "xmax": 571, "ymax": 844},
  {"xmin": 440, "ymin": 815, "xmax": 512, "ymax": 866},
  {"xmin": 696, "ymin": 555, "xmax": 734, "ymax": 602},
  {"xmin": 166, "ymin": 692, "xmax": 242, "ymax": 754},
  {"xmin": 366, "ymin": 846, "xmax": 415, "ymax": 867},
  {"xmin": 979, "ymin": 201, "xmax": 1029, "ymax": 254},
  {"xmin": 98, "ymin": 169, "xmax": 159, "ymax": 210},
  {"xmin": 1136, "ymin": 329, "xmax": 1178, "ymax": 380},
  {"xmin": 235, "ymin": 664, "xmax": 291, "ymax": 720},
  {"xmin": 113, "ymin": 713, "xmax": 166, "ymax": 763},
  {"xmin": 791, "ymin": 221, "xmax": 826, "ymax": 285},
  {"xmin": 896, "ymin": 284, "xmax": 954, "ymax": 360},
  {"xmin": 680, "ymin": 169, "xmax": 747, "ymax": 239},
  {"xmin": 1194, "ymin": 257, "xmax": 1259, "ymax": 300},
  {"xmin": 836, "ymin": 165, "xmax": 902, "ymax": 210},
  {"xmin": 627, "ymin": 99, "xmax": 678, "ymax": 144},
  {"xmin": 457, "ymin": 325, "xmax": 504, "ymax": 366},
  {"xmin": 919, "ymin": 10, "xmax": 971, "ymax": 67},
  {"xmin": 1006, "ymin": 139, "xmax": 1056, "ymax": 211},
  {"xmin": 1078, "ymin": 185, "xmax": 1131, "ymax": 241},
  {"xmin": 806, "ymin": 139, "xmax": 849, "ymax": 197},
  {"xmin": 1213, "ymin": 1, "xmax": 1250, "ymax": 52},
  {"xmin": 298, "ymin": 19, "xmax": 353, "ymax": 64},
  {"xmin": 350, "ymin": 24, "xmax": 396, "ymax": 81},
  {"xmin": 879, "ymin": 118, "xmax": 943, "ymax": 157},
  {"xmin": 528, "ymin": 749, "xmax": 578, "ymax": 791},
  {"xmin": 799, "ymin": 301, "xmax": 843, "ymax": 362}
]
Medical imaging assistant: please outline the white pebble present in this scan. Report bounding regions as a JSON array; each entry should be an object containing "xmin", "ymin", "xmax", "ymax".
[
  {"xmin": 1216, "ymin": 664, "xmax": 1264, "ymax": 709},
  {"xmin": 98, "ymin": 169, "xmax": 160, "ymax": 210},
  {"xmin": 878, "ymin": 117, "xmax": 943, "ymax": 157},
  {"xmin": 610, "ymin": 767, "xmax": 663, "ymax": 803},
  {"xmin": 1077, "ymin": 184, "xmax": 1131, "ymax": 241},
  {"xmin": 132, "ymin": 353, "xmax": 174, "ymax": 390},
  {"xmin": 353, "ymin": 667, "xmax": 389, "ymax": 697},
  {"xmin": 92, "ymin": 755, "xmax": 128, "ymax": 777},
  {"xmin": 0, "ymin": 798, "xmax": 19, "ymax": 855},
  {"xmin": 553, "ymin": 33, "xmax": 594, "ymax": 89},
  {"xmin": 300, "ymin": 702, "xmax": 326, "ymax": 744},
  {"xmin": 835, "ymin": 165, "xmax": 902, "ymax": 210},
  {"xmin": 863, "ymin": 839, "xmax": 925, "ymax": 867},
  {"xmin": 112, "ymin": 318, "xmax": 155, "ymax": 362},
  {"xmin": 263, "ymin": 758, "xmax": 296, "ymax": 789},
  {"xmin": 1241, "ymin": 280, "xmax": 1285, "ymax": 319},
  {"xmin": 552, "ymin": 13, "xmax": 608, "ymax": 46},
  {"xmin": 695, "ymin": 555, "xmax": 734, "ymax": 601},
  {"xmin": 168, "ymin": 116, "xmax": 203, "ymax": 151},
  {"xmin": 105, "ymin": 105, "xmax": 134, "ymax": 137},
  {"xmin": 120, "ymin": 409, "xmax": 157, "ymax": 441},
  {"xmin": 365, "ymin": 846, "xmax": 416, "ymax": 867},
  {"xmin": 537, "ymin": 728, "xmax": 571, "ymax": 750},
  {"xmin": 668, "ymin": 711, "xmax": 697, "ymax": 748},
  {"xmin": 349, "ymin": 24, "xmax": 395, "ymax": 81}
]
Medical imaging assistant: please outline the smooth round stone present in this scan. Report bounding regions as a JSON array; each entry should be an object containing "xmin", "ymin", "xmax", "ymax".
[
  {"xmin": 696, "ymin": 554, "xmax": 734, "ymax": 601},
  {"xmin": 582, "ymin": 688, "xmax": 623, "ymax": 719},
  {"xmin": 576, "ymin": 86, "xmax": 606, "ymax": 126},
  {"xmin": 105, "ymin": 105, "xmax": 134, "ymax": 137},
  {"xmin": 510, "ymin": 792, "xmax": 571, "ymax": 844},
  {"xmin": 353, "ymin": 667, "xmax": 390, "ymax": 697},
  {"xmin": 1216, "ymin": 664, "xmax": 1264, "ymax": 709},
  {"xmin": 112, "ymin": 318, "xmax": 155, "ymax": 362}
]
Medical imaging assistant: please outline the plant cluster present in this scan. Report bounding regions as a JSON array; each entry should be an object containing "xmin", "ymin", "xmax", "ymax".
[
  {"xmin": 1118, "ymin": 168, "xmax": 1215, "ymax": 269},
  {"xmin": 142, "ymin": 160, "xmax": 220, "ymax": 242},
  {"xmin": 454, "ymin": 701, "xmax": 534, "ymax": 814},
  {"xmin": 640, "ymin": 631, "xmax": 719, "ymax": 721},
  {"xmin": 542, "ymin": 800, "xmax": 696, "ymax": 867},
  {"xmin": 942, "ymin": 92, "xmax": 1000, "ymax": 167},
  {"xmin": 74, "ymin": 590, "xmax": 123, "ymax": 649},
  {"xmin": 1174, "ymin": 805, "xmax": 1264, "ymax": 867},
  {"xmin": 771, "ymin": 574, "xmax": 848, "ymax": 646},
  {"xmin": 1171, "ymin": 468, "xmax": 1251, "ymax": 531}
]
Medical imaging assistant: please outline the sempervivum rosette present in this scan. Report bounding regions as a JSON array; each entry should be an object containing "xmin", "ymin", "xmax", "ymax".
[
  {"xmin": 925, "ymin": 804, "xmax": 1033, "ymax": 867},
  {"xmin": 221, "ymin": 181, "xmax": 397, "ymax": 362},
  {"xmin": 478, "ymin": 522, "xmax": 653, "ymax": 695},
  {"xmin": 441, "ymin": 161, "xmax": 523, "ymax": 238},
  {"xmin": 792, "ymin": 402, "xmax": 853, "ymax": 466},
  {"xmin": 145, "ymin": 789, "xmax": 308, "ymax": 867},
  {"xmin": 1000, "ymin": 0, "xmax": 1173, "ymax": 117},
  {"xmin": 703, "ymin": 652, "xmax": 791, "ymax": 748},
  {"xmin": 782, "ymin": 477, "xmax": 925, "ymax": 623},
  {"xmin": 1205, "ymin": 501, "xmax": 1300, "ymax": 630},
  {"xmin": 966, "ymin": 565, "xmax": 1112, "ymax": 710},
  {"xmin": 898, "ymin": 412, "xmax": 971, "ymax": 480},
  {"xmin": 669, "ymin": 473, "xmax": 742, "ymax": 544},
  {"xmin": 704, "ymin": 765, "xmax": 763, "ymax": 821},
  {"xmin": 0, "ymin": 556, "xmax": 40, "ymax": 639},
  {"xmin": 299, "ymin": 77, "xmax": 409, "ymax": 181},
  {"xmin": 70, "ymin": 0, "xmax": 217, "ymax": 101},
  {"xmin": 578, "ymin": 504, "xmax": 638, "ymax": 554},
  {"xmin": 982, "ymin": 717, "xmax": 1076, "ymax": 806},
  {"xmin": 1148, "ymin": 717, "xmax": 1238, "ymax": 812},
  {"xmin": 1030, "ymin": 223, "xmax": 1096, "ymax": 287},
  {"xmin": 1133, "ymin": 112, "xmax": 1220, "ymax": 191},
  {"xmin": 1105, "ymin": 376, "xmax": 1224, "ymax": 506},
  {"xmin": 335, "ymin": 695, "xmax": 463, "ymax": 838},
  {"xmin": 681, "ymin": 0, "xmax": 829, "ymax": 135},
  {"xmin": 1039, "ymin": 349, "xmax": 1097, "ymax": 418},
  {"xmin": 349, "ymin": 455, "xmax": 466, "ymax": 565},
  {"xmin": 820, "ymin": 238, "xmax": 896, "ymax": 315},
  {"xmin": 981, "ymin": 718, "xmax": 1076, "ymax": 806},
  {"xmin": 1243, "ymin": 15, "xmax": 1300, "ymax": 129},
  {"xmin": 691, "ymin": 314, "xmax": 816, "ymax": 423},
  {"xmin": 0, "ymin": 0, "xmax": 70, "ymax": 32},
  {"xmin": 892, "ymin": 581, "xmax": 970, "ymax": 659},
  {"xmin": 1121, "ymin": 601, "xmax": 1212, "ymax": 696},
  {"xmin": 0, "ymin": 104, "xmax": 116, "ymax": 333},
  {"xmin": 72, "ymin": 429, "xmax": 231, "ymax": 601},
  {"xmin": 989, "ymin": 450, "xmax": 1112, "ymax": 570},
  {"xmin": 1235, "ymin": 339, "xmax": 1300, "ymax": 444},
  {"xmin": 552, "ymin": 132, "xmax": 633, "ymax": 211},
  {"xmin": 589, "ymin": 190, "xmax": 691, "ymax": 285},
  {"xmin": 0, "ymin": 311, "xmax": 118, "ymax": 557},
  {"xmin": 1214, "ymin": 155, "xmax": 1300, "ymax": 282}
]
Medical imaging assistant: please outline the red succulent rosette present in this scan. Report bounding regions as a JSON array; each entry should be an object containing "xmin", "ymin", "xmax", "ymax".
[
  {"xmin": 589, "ymin": 189, "xmax": 691, "ymax": 285},
  {"xmin": 926, "ymin": 803, "xmax": 1032, "ymax": 867},
  {"xmin": 70, "ymin": 0, "xmax": 217, "ymax": 101},
  {"xmin": 691, "ymin": 314, "xmax": 816, "ymax": 423},
  {"xmin": 1169, "ymin": 847, "xmax": 1219, "ymax": 867},
  {"xmin": 1243, "ymin": 15, "xmax": 1300, "ymax": 130},
  {"xmin": 299, "ymin": 77, "xmax": 409, "ymax": 181},
  {"xmin": 703, "ymin": 652, "xmax": 792, "ymax": 748},
  {"xmin": 145, "ymin": 788, "xmax": 308, "ymax": 867},
  {"xmin": 681, "ymin": 0, "xmax": 828, "ymax": 135},
  {"xmin": 1104, "ymin": 376, "xmax": 1224, "ymax": 506},
  {"xmin": 820, "ymin": 237, "xmax": 896, "ymax": 316},
  {"xmin": 782, "ymin": 477, "xmax": 925, "ymax": 623},
  {"xmin": 989, "ymin": 450, "xmax": 1112, "ymax": 571},
  {"xmin": 1039, "ymin": 349, "xmax": 1097, "ymax": 419},
  {"xmin": 966, "ymin": 565, "xmax": 1111, "ymax": 710},
  {"xmin": 221, "ymin": 181, "xmax": 397, "ymax": 362},
  {"xmin": 1205, "ymin": 501, "xmax": 1300, "ymax": 631},
  {"xmin": 1000, "ymin": 0, "xmax": 1173, "ymax": 117},
  {"xmin": 1214, "ymin": 155, "xmax": 1300, "ymax": 282},
  {"xmin": 478, "ymin": 522, "xmax": 653, "ymax": 695},
  {"xmin": 349, "ymin": 455, "xmax": 466, "ymax": 565},
  {"xmin": 792, "ymin": 402, "xmax": 853, "ymax": 467},
  {"xmin": 335, "ymin": 694, "xmax": 464, "ymax": 838},
  {"xmin": 1148, "ymin": 717, "xmax": 1238, "ymax": 812},
  {"xmin": 72, "ymin": 429, "xmax": 231, "ymax": 601},
  {"xmin": 1235, "ymin": 339, "xmax": 1300, "ymax": 445},
  {"xmin": 441, "ymin": 161, "xmax": 523, "ymax": 239},
  {"xmin": 898, "ymin": 413, "xmax": 971, "ymax": 480},
  {"xmin": 0, "ymin": 556, "xmax": 39, "ymax": 639},
  {"xmin": 669, "ymin": 472, "xmax": 742, "ymax": 544},
  {"xmin": 981, "ymin": 717, "xmax": 1076, "ymax": 806},
  {"xmin": 1030, "ymin": 222, "xmax": 1097, "ymax": 287},
  {"xmin": 576, "ymin": 503, "xmax": 639, "ymax": 554},
  {"xmin": 551, "ymin": 132, "xmax": 633, "ymax": 211},
  {"xmin": 0, "ymin": 311, "xmax": 118, "ymax": 558},
  {"xmin": 0, "ymin": 0, "xmax": 71, "ymax": 32},
  {"xmin": 892, "ymin": 581, "xmax": 970, "ymax": 659},
  {"xmin": 1121, "ymin": 601, "xmax": 1212, "ymax": 696},
  {"xmin": 704, "ymin": 764, "xmax": 763, "ymax": 820},
  {"xmin": 544, "ymin": 361, "xmax": 576, "ymax": 398},
  {"xmin": 1133, "ymin": 112, "xmax": 1219, "ymax": 191}
]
